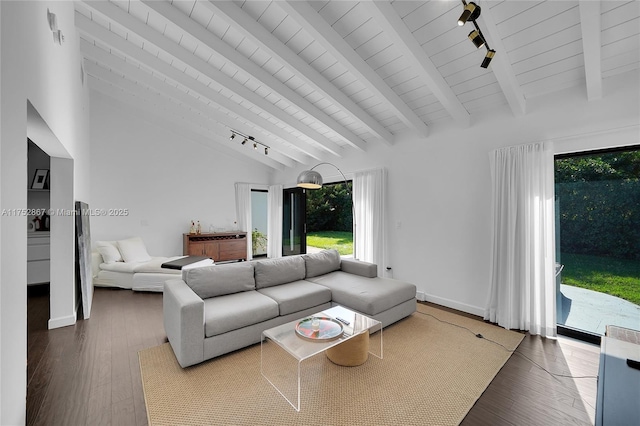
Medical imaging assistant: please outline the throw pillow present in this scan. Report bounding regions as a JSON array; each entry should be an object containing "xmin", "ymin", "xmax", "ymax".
[
  {"xmin": 95, "ymin": 241, "xmax": 123, "ymax": 264},
  {"xmin": 304, "ymin": 249, "xmax": 341, "ymax": 278},
  {"xmin": 117, "ymin": 237, "xmax": 152, "ymax": 263}
]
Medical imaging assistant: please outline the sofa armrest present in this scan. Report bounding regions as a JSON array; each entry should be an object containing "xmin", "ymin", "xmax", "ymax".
[
  {"xmin": 164, "ymin": 279, "xmax": 205, "ymax": 368},
  {"xmin": 340, "ymin": 258, "xmax": 377, "ymax": 278},
  {"xmin": 91, "ymin": 252, "xmax": 102, "ymax": 278}
]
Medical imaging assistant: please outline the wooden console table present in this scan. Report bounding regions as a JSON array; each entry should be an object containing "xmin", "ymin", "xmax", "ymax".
[{"xmin": 183, "ymin": 232, "xmax": 247, "ymax": 262}]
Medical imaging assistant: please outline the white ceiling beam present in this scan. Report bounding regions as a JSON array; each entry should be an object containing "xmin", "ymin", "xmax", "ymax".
[
  {"xmin": 143, "ymin": 0, "xmax": 368, "ymax": 152},
  {"xmin": 364, "ymin": 1, "xmax": 471, "ymax": 128},
  {"xmin": 477, "ymin": 5, "xmax": 527, "ymax": 116},
  {"xmin": 75, "ymin": 11, "xmax": 327, "ymax": 162},
  {"xmin": 80, "ymin": 0, "xmax": 344, "ymax": 157},
  {"xmin": 81, "ymin": 39, "xmax": 307, "ymax": 166},
  {"xmin": 85, "ymin": 62, "xmax": 290, "ymax": 170},
  {"xmin": 279, "ymin": 0, "xmax": 430, "ymax": 138},
  {"xmin": 579, "ymin": 0, "xmax": 603, "ymax": 100},
  {"xmin": 204, "ymin": 0, "xmax": 394, "ymax": 146}
]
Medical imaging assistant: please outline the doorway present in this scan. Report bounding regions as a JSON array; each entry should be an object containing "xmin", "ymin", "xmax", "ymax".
[
  {"xmin": 305, "ymin": 181, "xmax": 353, "ymax": 256},
  {"xmin": 555, "ymin": 146, "xmax": 640, "ymax": 339},
  {"xmin": 282, "ymin": 182, "xmax": 354, "ymax": 257},
  {"xmin": 251, "ymin": 189, "xmax": 268, "ymax": 258},
  {"xmin": 282, "ymin": 187, "xmax": 306, "ymax": 256},
  {"xmin": 27, "ymin": 101, "xmax": 77, "ymax": 329}
]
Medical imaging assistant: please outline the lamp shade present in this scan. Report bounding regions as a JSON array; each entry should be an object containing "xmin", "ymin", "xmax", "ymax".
[{"xmin": 297, "ymin": 170, "xmax": 323, "ymax": 189}]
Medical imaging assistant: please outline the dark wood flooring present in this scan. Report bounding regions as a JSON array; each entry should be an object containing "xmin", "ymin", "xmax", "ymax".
[{"xmin": 27, "ymin": 288, "xmax": 600, "ymax": 425}]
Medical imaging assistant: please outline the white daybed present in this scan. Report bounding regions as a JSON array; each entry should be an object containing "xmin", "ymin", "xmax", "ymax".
[{"xmin": 91, "ymin": 237, "xmax": 212, "ymax": 292}]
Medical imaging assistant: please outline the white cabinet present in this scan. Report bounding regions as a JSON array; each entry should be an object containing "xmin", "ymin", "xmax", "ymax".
[
  {"xmin": 27, "ymin": 233, "xmax": 50, "ymax": 285},
  {"xmin": 595, "ymin": 331, "xmax": 640, "ymax": 425}
]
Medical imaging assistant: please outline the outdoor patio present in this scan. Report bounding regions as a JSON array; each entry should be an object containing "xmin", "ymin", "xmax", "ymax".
[{"xmin": 558, "ymin": 284, "xmax": 640, "ymax": 335}]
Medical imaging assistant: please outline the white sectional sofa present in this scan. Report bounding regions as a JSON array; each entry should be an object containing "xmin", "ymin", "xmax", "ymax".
[
  {"xmin": 91, "ymin": 237, "xmax": 212, "ymax": 292},
  {"xmin": 164, "ymin": 249, "xmax": 417, "ymax": 368}
]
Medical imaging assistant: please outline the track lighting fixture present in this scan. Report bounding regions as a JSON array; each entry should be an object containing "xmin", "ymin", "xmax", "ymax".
[
  {"xmin": 468, "ymin": 29, "xmax": 485, "ymax": 49},
  {"xmin": 228, "ymin": 130, "xmax": 270, "ymax": 155},
  {"xmin": 458, "ymin": 2, "xmax": 480, "ymax": 26},
  {"xmin": 481, "ymin": 49, "xmax": 495, "ymax": 68},
  {"xmin": 457, "ymin": 1, "xmax": 496, "ymax": 68}
]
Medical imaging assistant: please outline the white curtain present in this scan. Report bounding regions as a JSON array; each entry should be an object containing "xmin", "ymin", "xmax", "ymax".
[
  {"xmin": 234, "ymin": 183, "xmax": 252, "ymax": 261},
  {"xmin": 353, "ymin": 167, "xmax": 387, "ymax": 276},
  {"xmin": 267, "ymin": 184, "xmax": 283, "ymax": 258},
  {"xmin": 485, "ymin": 142, "xmax": 557, "ymax": 338}
]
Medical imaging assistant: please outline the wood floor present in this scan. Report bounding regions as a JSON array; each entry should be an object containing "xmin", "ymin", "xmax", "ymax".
[{"xmin": 27, "ymin": 287, "xmax": 600, "ymax": 425}]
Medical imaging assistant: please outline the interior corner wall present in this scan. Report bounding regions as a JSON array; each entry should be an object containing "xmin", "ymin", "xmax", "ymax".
[
  {"xmin": 89, "ymin": 92, "xmax": 273, "ymax": 256},
  {"xmin": 0, "ymin": 2, "xmax": 4, "ymax": 422},
  {"xmin": 0, "ymin": 1, "xmax": 90, "ymax": 424},
  {"xmin": 275, "ymin": 71, "xmax": 640, "ymax": 317}
]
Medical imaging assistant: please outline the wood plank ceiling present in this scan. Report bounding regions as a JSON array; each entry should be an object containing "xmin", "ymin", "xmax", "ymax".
[{"xmin": 75, "ymin": 1, "xmax": 640, "ymax": 169}]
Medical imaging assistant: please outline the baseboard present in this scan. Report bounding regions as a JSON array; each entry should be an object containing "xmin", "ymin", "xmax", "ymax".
[
  {"xmin": 422, "ymin": 293, "xmax": 485, "ymax": 318},
  {"xmin": 48, "ymin": 313, "xmax": 76, "ymax": 329}
]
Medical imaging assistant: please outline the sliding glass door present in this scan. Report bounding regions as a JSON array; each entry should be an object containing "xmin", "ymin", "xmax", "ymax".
[
  {"xmin": 283, "ymin": 187, "xmax": 306, "ymax": 256},
  {"xmin": 555, "ymin": 146, "xmax": 640, "ymax": 340}
]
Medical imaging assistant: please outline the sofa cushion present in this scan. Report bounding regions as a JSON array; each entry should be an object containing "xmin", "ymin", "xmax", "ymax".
[
  {"xmin": 303, "ymin": 249, "xmax": 341, "ymax": 278},
  {"xmin": 254, "ymin": 256, "xmax": 306, "ymax": 289},
  {"xmin": 306, "ymin": 271, "xmax": 416, "ymax": 316},
  {"xmin": 258, "ymin": 280, "xmax": 332, "ymax": 315},
  {"xmin": 203, "ymin": 291, "xmax": 278, "ymax": 337},
  {"xmin": 184, "ymin": 263, "xmax": 255, "ymax": 299}
]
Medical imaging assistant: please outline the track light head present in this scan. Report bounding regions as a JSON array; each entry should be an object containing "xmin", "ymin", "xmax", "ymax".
[
  {"xmin": 230, "ymin": 133, "xmax": 235, "ymax": 141},
  {"xmin": 241, "ymin": 138, "xmax": 247, "ymax": 145},
  {"xmin": 253, "ymin": 142, "xmax": 257, "ymax": 150},
  {"xmin": 264, "ymin": 147, "xmax": 268, "ymax": 155},
  {"xmin": 458, "ymin": 2, "xmax": 481, "ymax": 26},
  {"xmin": 481, "ymin": 49, "xmax": 495, "ymax": 68},
  {"xmin": 468, "ymin": 29, "xmax": 485, "ymax": 48}
]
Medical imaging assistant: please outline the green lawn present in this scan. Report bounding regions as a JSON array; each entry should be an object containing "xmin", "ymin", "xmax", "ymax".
[
  {"xmin": 307, "ymin": 231, "xmax": 353, "ymax": 255},
  {"xmin": 560, "ymin": 253, "xmax": 640, "ymax": 305}
]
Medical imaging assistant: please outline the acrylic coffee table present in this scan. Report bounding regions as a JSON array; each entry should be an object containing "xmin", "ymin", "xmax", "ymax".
[{"xmin": 261, "ymin": 305, "xmax": 382, "ymax": 411}]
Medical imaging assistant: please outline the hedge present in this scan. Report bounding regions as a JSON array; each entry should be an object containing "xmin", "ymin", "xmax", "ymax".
[{"xmin": 556, "ymin": 180, "xmax": 640, "ymax": 260}]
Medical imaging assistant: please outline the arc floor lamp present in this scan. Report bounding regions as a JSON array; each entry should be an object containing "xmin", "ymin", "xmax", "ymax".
[{"xmin": 297, "ymin": 163, "xmax": 356, "ymax": 257}]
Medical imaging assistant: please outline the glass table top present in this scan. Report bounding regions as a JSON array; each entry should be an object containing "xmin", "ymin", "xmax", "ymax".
[{"xmin": 262, "ymin": 305, "xmax": 381, "ymax": 362}]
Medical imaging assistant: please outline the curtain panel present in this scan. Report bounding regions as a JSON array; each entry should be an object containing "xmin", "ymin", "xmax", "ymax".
[
  {"xmin": 267, "ymin": 184, "xmax": 283, "ymax": 258},
  {"xmin": 485, "ymin": 142, "xmax": 557, "ymax": 338},
  {"xmin": 353, "ymin": 167, "xmax": 387, "ymax": 277},
  {"xmin": 234, "ymin": 183, "xmax": 252, "ymax": 261}
]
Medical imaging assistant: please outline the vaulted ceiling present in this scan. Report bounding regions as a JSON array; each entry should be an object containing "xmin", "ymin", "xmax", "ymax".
[{"xmin": 75, "ymin": 1, "xmax": 640, "ymax": 170}]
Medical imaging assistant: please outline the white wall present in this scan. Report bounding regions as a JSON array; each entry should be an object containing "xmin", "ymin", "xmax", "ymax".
[
  {"xmin": 90, "ymin": 93, "xmax": 274, "ymax": 256},
  {"xmin": 0, "ymin": 1, "xmax": 91, "ymax": 424},
  {"xmin": 276, "ymin": 71, "xmax": 640, "ymax": 317}
]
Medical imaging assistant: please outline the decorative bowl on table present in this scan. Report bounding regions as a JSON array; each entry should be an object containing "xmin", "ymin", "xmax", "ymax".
[{"xmin": 295, "ymin": 316, "xmax": 343, "ymax": 341}]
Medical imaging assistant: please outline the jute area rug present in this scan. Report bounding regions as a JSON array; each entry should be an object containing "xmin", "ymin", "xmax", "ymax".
[{"xmin": 139, "ymin": 304, "xmax": 524, "ymax": 425}]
